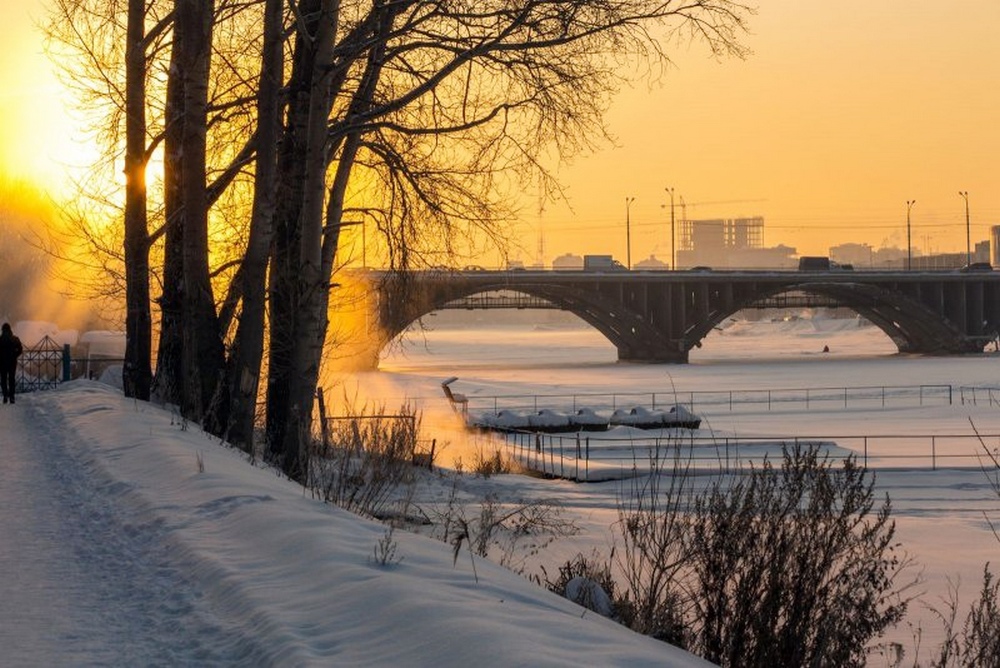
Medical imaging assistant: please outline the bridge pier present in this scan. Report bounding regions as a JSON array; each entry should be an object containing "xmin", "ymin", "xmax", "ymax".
[{"xmin": 616, "ymin": 342, "xmax": 690, "ymax": 364}]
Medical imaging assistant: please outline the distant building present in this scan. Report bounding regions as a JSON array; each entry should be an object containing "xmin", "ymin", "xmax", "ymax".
[
  {"xmin": 634, "ymin": 255, "xmax": 669, "ymax": 270},
  {"xmin": 830, "ymin": 243, "xmax": 873, "ymax": 268},
  {"xmin": 871, "ymin": 241, "xmax": 989, "ymax": 271},
  {"xmin": 676, "ymin": 217, "xmax": 797, "ymax": 269},
  {"xmin": 976, "ymin": 239, "xmax": 991, "ymax": 265},
  {"xmin": 552, "ymin": 253, "xmax": 584, "ymax": 270}
]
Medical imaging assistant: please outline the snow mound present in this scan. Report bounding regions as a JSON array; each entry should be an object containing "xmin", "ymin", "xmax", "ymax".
[{"xmin": 29, "ymin": 382, "xmax": 710, "ymax": 666}]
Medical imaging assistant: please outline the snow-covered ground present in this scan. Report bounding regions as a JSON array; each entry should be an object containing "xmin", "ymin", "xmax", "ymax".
[
  {"xmin": 7, "ymin": 312, "xmax": 1000, "ymax": 665},
  {"xmin": 347, "ymin": 312, "xmax": 1000, "ymax": 662},
  {"xmin": 0, "ymin": 382, "xmax": 711, "ymax": 666}
]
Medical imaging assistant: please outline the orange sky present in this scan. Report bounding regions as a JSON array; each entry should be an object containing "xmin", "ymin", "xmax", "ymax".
[
  {"xmin": 0, "ymin": 1, "xmax": 93, "ymax": 195},
  {"xmin": 524, "ymin": 1, "xmax": 1000, "ymax": 262},
  {"xmin": 2, "ymin": 1, "xmax": 999, "ymax": 262}
]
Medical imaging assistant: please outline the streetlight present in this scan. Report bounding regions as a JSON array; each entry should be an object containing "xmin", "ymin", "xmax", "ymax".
[
  {"xmin": 906, "ymin": 200, "xmax": 916, "ymax": 271},
  {"xmin": 665, "ymin": 187, "xmax": 675, "ymax": 270},
  {"xmin": 959, "ymin": 191, "xmax": 970, "ymax": 266},
  {"xmin": 625, "ymin": 196, "xmax": 635, "ymax": 269}
]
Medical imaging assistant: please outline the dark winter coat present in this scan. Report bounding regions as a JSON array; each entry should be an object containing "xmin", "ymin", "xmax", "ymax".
[{"xmin": 0, "ymin": 331, "xmax": 23, "ymax": 369}]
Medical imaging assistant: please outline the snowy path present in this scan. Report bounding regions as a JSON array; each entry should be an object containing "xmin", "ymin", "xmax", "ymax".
[
  {"xmin": 0, "ymin": 382, "xmax": 707, "ymax": 668},
  {"xmin": 0, "ymin": 396, "xmax": 264, "ymax": 666}
]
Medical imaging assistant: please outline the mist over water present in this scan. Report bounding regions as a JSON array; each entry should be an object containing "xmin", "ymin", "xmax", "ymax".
[{"xmin": 339, "ymin": 308, "xmax": 970, "ymax": 467}]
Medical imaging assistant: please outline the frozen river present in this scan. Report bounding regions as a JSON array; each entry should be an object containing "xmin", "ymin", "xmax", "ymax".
[{"xmin": 339, "ymin": 311, "xmax": 1000, "ymax": 659}]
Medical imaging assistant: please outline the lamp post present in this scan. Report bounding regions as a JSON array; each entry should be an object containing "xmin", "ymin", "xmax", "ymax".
[
  {"xmin": 625, "ymin": 196, "xmax": 635, "ymax": 269},
  {"xmin": 665, "ymin": 187, "xmax": 675, "ymax": 270},
  {"xmin": 959, "ymin": 191, "xmax": 970, "ymax": 266},
  {"xmin": 906, "ymin": 199, "xmax": 916, "ymax": 271}
]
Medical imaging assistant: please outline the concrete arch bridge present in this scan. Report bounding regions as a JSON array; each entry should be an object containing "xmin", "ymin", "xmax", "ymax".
[{"xmin": 366, "ymin": 269, "xmax": 1000, "ymax": 364}]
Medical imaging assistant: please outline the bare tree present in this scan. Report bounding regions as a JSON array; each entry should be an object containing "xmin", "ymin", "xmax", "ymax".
[
  {"xmin": 266, "ymin": 0, "xmax": 754, "ymax": 480},
  {"xmin": 51, "ymin": 0, "xmax": 752, "ymax": 468},
  {"xmin": 221, "ymin": 0, "xmax": 284, "ymax": 452}
]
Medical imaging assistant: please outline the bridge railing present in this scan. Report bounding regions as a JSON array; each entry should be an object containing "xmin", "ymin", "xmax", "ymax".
[
  {"xmin": 482, "ymin": 430, "xmax": 1000, "ymax": 482},
  {"xmin": 464, "ymin": 383, "xmax": 954, "ymax": 417}
]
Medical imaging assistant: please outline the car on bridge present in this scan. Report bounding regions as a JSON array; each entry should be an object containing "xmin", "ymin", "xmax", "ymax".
[
  {"xmin": 583, "ymin": 255, "xmax": 627, "ymax": 271},
  {"xmin": 959, "ymin": 262, "xmax": 993, "ymax": 272},
  {"xmin": 798, "ymin": 256, "xmax": 853, "ymax": 271}
]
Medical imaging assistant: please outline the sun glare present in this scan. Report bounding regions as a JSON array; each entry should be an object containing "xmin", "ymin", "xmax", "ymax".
[{"xmin": 0, "ymin": 4, "xmax": 106, "ymax": 200}]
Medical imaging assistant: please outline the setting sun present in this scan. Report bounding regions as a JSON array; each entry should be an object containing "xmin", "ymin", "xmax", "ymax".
[{"xmin": 2, "ymin": 0, "xmax": 999, "ymax": 263}]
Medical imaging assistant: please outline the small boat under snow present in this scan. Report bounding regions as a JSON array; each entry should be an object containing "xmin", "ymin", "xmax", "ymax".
[
  {"xmin": 467, "ymin": 404, "xmax": 699, "ymax": 433},
  {"xmin": 609, "ymin": 405, "xmax": 701, "ymax": 430},
  {"xmin": 568, "ymin": 407, "xmax": 610, "ymax": 432},
  {"xmin": 528, "ymin": 409, "xmax": 575, "ymax": 432}
]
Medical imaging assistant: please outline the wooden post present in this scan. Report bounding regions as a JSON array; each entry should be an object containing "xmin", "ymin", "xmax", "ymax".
[{"xmin": 316, "ymin": 386, "xmax": 331, "ymax": 455}]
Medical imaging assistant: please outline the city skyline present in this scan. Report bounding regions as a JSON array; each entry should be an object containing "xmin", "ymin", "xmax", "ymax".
[{"xmin": 509, "ymin": 1, "xmax": 1000, "ymax": 264}]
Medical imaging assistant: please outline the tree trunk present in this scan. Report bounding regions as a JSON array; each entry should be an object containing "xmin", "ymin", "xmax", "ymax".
[
  {"xmin": 152, "ymin": 5, "xmax": 187, "ymax": 407},
  {"xmin": 152, "ymin": 0, "xmax": 226, "ymax": 424},
  {"xmin": 274, "ymin": 0, "xmax": 340, "ymax": 480},
  {"xmin": 265, "ymin": 0, "xmax": 322, "ymax": 470},
  {"xmin": 278, "ymin": 0, "xmax": 398, "ymax": 480},
  {"xmin": 122, "ymin": 0, "xmax": 152, "ymax": 401},
  {"xmin": 176, "ymin": 0, "xmax": 225, "ymax": 427},
  {"xmin": 224, "ymin": 0, "xmax": 284, "ymax": 452}
]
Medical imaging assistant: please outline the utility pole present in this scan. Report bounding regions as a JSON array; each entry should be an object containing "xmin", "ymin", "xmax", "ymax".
[
  {"xmin": 625, "ymin": 196, "xmax": 635, "ymax": 269},
  {"xmin": 959, "ymin": 191, "xmax": 970, "ymax": 266},
  {"xmin": 665, "ymin": 187, "xmax": 675, "ymax": 270},
  {"xmin": 906, "ymin": 200, "xmax": 916, "ymax": 271}
]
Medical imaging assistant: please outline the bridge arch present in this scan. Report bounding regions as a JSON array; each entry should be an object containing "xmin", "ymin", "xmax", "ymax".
[
  {"xmin": 379, "ymin": 282, "xmax": 674, "ymax": 361},
  {"xmin": 684, "ymin": 281, "xmax": 971, "ymax": 358}
]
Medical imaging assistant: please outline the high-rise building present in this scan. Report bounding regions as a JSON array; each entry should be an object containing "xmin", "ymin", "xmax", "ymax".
[{"xmin": 676, "ymin": 217, "xmax": 795, "ymax": 269}]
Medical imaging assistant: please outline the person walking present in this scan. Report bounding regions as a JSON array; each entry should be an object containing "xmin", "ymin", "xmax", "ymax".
[{"xmin": 0, "ymin": 323, "xmax": 23, "ymax": 404}]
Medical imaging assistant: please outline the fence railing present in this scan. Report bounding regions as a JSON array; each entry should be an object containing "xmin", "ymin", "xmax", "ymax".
[
  {"xmin": 957, "ymin": 386, "xmax": 1000, "ymax": 407},
  {"xmin": 463, "ymin": 383, "xmax": 955, "ymax": 417},
  {"xmin": 484, "ymin": 430, "xmax": 1000, "ymax": 482},
  {"xmin": 15, "ymin": 337, "xmax": 127, "ymax": 394},
  {"xmin": 17, "ymin": 337, "xmax": 71, "ymax": 393}
]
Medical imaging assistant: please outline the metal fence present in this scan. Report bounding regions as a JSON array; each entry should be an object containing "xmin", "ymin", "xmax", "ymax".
[
  {"xmin": 957, "ymin": 386, "xmax": 1000, "ymax": 407},
  {"xmin": 16, "ymin": 336, "xmax": 70, "ymax": 393},
  {"xmin": 464, "ymin": 383, "xmax": 955, "ymax": 417},
  {"xmin": 13, "ymin": 338, "xmax": 127, "ymax": 393},
  {"xmin": 484, "ymin": 429, "xmax": 1000, "ymax": 482}
]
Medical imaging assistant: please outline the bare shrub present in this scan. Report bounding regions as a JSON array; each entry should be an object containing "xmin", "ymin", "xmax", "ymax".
[
  {"xmin": 424, "ymin": 485, "xmax": 577, "ymax": 581},
  {"xmin": 608, "ymin": 443, "xmax": 913, "ymax": 666},
  {"xmin": 614, "ymin": 441, "xmax": 696, "ymax": 644},
  {"xmin": 308, "ymin": 403, "xmax": 420, "ymax": 518},
  {"xmin": 370, "ymin": 525, "xmax": 403, "ymax": 568},
  {"xmin": 543, "ymin": 552, "xmax": 621, "ymax": 618},
  {"xmin": 688, "ymin": 447, "xmax": 911, "ymax": 667},
  {"xmin": 955, "ymin": 565, "xmax": 1000, "ymax": 667},
  {"xmin": 890, "ymin": 567, "xmax": 1000, "ymax": 668},
  {"xmin": 470, "ymin": 447, "xmax": 515, "ymax": 478},
  {"xmin": 910, "ymin": 428, "xmax": 1000, "ymax": 666}
]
